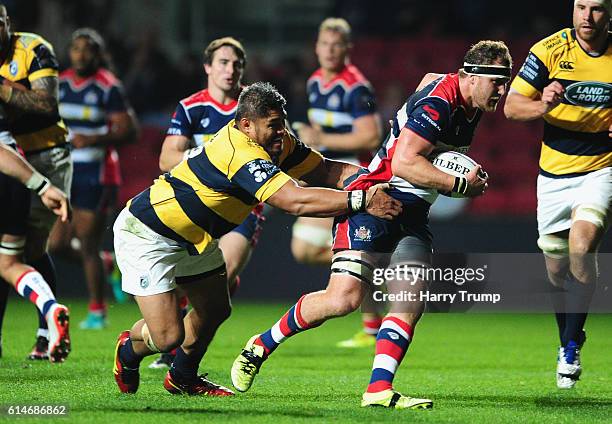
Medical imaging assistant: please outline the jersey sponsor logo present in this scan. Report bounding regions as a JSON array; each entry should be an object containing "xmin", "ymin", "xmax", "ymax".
[
  {"xmin": 558, "ymin": 61, "xmax": 574, "ymax": 71},
  {"xmin": 139, "ymin": 275, "xmax": 149, "ymax": 289},
  {"xmin": 167, "ymin": 128, "xmax": 182, "ymax": 135},
  {"xmin": 200, "ymin": 117, "xmax": 210, "ymax": 128},
  {"xmin": 9, "ymin": 61, "xmax": 18, "ymax": 76},
  {"xmin": 564, "ymin": 81, "xmax": 612, "ymax": 108},
  {"xmin": 246, "ymin": 159, "xmax": 275, "ymax": 183},
  {"xmin": 423, "ymin": 105, "xmax": 440, "ymax": 121}
]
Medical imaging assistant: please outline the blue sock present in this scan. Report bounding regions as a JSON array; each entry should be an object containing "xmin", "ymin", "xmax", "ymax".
[
  {"xmin": 561, "ymin": 274, "xmax": 595, "ymax": 346},
  {"xmin": 549, "ymin": 285, "xmax": 566, "ymax": 344},
  {"xmin": 170, "ymin": 347, "xmax": 201, "ymax": 381},
  {"xmin": 119, "ymin": 338, "xmax": 143, "ymax": 369},
  {"xmin": 29, "ymin": 254, "xmax": 57, "ymax": 331}
]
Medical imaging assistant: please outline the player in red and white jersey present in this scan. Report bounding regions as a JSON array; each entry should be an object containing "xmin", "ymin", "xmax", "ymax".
[
  {"xmin": 290, "ymin": 18, "xmax": 383, "ymax": 348},
  {"xmin": 232, "ymin": 41, "xmax": 512, "ymax": 411}
]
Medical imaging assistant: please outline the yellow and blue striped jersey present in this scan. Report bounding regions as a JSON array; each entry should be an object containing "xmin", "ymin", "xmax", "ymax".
[
  {"xmin": 0, "ymin": 32, "xmax": 67, "ymax": 153},
  {"xmin": 511, "ymin": 29, "xmax": 611, "ymax": 177},
  {"xmin": 128, "ymin": 120, "xmax": 323, "ymax": 255}
]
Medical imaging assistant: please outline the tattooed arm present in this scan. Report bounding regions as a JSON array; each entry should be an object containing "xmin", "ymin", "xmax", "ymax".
[{"xmin": 0, "ymin": 76, "xmax": 58, "ymax": 115}]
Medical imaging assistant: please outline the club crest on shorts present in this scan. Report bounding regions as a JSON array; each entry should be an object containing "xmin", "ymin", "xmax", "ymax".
[
  {"xmin": 354, "ymin": 226, "xmax": 371, "ymax": 242},
  {"xmin": 139, "ymin": 275, "xmax": 149, "ymax": 289}
]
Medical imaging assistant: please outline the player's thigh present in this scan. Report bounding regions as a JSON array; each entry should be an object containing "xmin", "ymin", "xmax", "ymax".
[
  {"xmin": 178, "ymin": 268, "xmax": 231, "ymax": 323},
  {"xmin": 537, "ymin": 174, "xmax": 574, "ymax": 237}
]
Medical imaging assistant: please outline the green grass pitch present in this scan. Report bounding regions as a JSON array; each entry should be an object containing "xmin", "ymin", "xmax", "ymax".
[{"xmin": 0, "ymin": 299, "xmax": 610, "ymax": 423}]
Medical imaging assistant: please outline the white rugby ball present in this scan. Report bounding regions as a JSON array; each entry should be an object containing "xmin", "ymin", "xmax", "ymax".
[{"xmin": 430, "ymin": 151, "xmax": 480, "ymax": 198}]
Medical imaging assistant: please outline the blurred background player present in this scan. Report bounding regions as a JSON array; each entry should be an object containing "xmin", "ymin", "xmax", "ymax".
[
  {"xmin": 112, "ymin": 82, "xmax": 401, "ymax": 397},
  {"xmin": 232, "ymin": 41, "xmax": 512, "ymax": 410},
  {"xmin": 0, "ymin": 122, "xmax": 71, "ymax": 363},
  {"xmin": 154, "ymin": 36, "xmax": 264, "ymax": 368},
  {"xmin": 504, "ymin": 0, "xmax": 611, "ymax": 389},
  {"xmin": 291, "ymin": 17, "xmax": 384, "ymax": 348},
  {"xmin": 0, "ymin": 4, "xmax": 73, "ymax": 361},
  {"xmin": 48, "ymin": 28, "xmax": 139, "ymax": 330}
]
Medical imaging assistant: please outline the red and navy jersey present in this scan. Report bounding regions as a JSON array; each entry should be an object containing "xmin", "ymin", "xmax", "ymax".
[
  {"xmin": 306, "ymin": 64, "xmax": 377, "ymax": 161},
  {"xmin": 346, "ymin": 73, "xmax": 482, "ymax": 204},
  {"xmin": 167, "ymin": 89, "xmax": 237, "ymax": 147},
  {"xmin": 59, "ymin": 68, "xmax": 129, "ymax": 185}
]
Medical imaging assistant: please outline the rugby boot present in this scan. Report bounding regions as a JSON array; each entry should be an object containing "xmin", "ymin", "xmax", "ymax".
[
  {"xmin": 27, "ymin": 335, "xmax": 49, "ymax": 360},
  {"xmin": 164, "ymin": 371, "xmax": 234, "ymax": 396},
  {"xmin": 361, "ymin": 389, "xmax": 433, "ymax": 410},
  {"xmin": 231, "ymin": 334, "xmax": 265, "ymax": 392},
  {"xmin": 113, "ymin": 331, "xmax": 139, "ymax": 393},
  {"xmin": 47, "ymin": 304, "xmax": 70, "ymax": 363}
]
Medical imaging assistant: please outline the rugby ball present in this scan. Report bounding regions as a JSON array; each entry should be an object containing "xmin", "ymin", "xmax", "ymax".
[{"xmin": 430, "ymin": 151, "xmax": 480, "ymax": 198}]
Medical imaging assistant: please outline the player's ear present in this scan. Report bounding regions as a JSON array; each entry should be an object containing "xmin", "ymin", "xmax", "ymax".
[{"xmin": 204, "ymin": 63, "xmax": 211, "ymax": 76}]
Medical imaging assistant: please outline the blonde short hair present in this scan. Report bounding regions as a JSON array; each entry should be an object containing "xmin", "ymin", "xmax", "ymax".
[{"xmin": 319, "ymin": 17, "xmax": 352, "ymax": 43}]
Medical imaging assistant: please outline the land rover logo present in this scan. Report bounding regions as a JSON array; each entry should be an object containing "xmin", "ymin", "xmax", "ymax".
[{"xmin": 564, "ymin": 81, "xmax": 612, "ymax": 108}]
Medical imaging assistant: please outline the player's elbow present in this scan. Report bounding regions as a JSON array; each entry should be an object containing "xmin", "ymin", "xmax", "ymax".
[
  {"xmin": 391, "ymin": 154, "xmax": 416, "ymax": 179},
  {"xmin": 159, "ymin": 155, "xmax": 173, "ymax": 172}
]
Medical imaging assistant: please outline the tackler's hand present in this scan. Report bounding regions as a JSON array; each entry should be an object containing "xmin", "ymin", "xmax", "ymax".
[{"xmin": 364, "ymin": 183, "xmax": 402, "ymax": 220}]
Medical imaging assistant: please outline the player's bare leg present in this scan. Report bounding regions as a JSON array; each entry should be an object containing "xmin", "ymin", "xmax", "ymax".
[
  {"xmin": 292, "ymin": 218, "xmax": 383, "ymax": 346},
  {"xmin": 113, "ymin": 290, "xmax": 183, "ymax": 393},
  {"xmin": 73, "ymin": 208, "xmax": 108, "ymax": 329},
  {"xmin": 0, "ymin": 233, "xmax": 70, "ymax": 363},
  {"xmin": 163, "ymin": 271, "xmax": 234, "ymax": 396}
]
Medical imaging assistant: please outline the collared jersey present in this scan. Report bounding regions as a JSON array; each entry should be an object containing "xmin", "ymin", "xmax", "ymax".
[
  {"xmin": 0, "ymin": 32, "xmax": 67, "ymax": 152},
  {"xmin": 511, "ymin": 29, "xmax": 612, "ymax": 177},
  {"xmin": 346, "ymin": 73, "xmax": 482, "ymax": 204},
  {"xmin": 129, "ymin": 120, "xmax": 323, "ymax": 255},
  {"xmin": 167, "ymin": 89, "xmax": 237, "ymax": 147},
  {"xmin": 307, "ymin": 64, "xmax": 377, "ymax": 161},
  {"xmin": 59, "ymin": 68, "xmax": 129, "ymax": 185}
]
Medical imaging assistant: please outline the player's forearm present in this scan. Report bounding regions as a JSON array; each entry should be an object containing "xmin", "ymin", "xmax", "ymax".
[
  {"xmin": 392, "ymin": 154, "xmax": 454, "ymax": 192},
  {"xmin": 92, "ymin": 119, "xmax": 139, "ymax": 148},
  {"xmin": 503, "ymin": 92, "xmax": 547, "ymax": 121},
  {"xmin": 0, "ymin": 85, "xmax": 57, "ymax": 115},
  {"xmin": 288, "ymin": 187, "xmax": 350, "ymax": 217}
]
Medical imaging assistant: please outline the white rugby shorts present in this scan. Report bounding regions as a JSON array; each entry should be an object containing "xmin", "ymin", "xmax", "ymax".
[
  {"xmin": 537, "ymin": 167, "xmax": 611, "ymax": 235},
  {"xmin": 113, "ymin": 208, "xmax": 225, "ymax": 296}
]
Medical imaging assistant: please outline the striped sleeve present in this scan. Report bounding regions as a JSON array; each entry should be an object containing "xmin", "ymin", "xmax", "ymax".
[{"xmin": 280, "ymin": 133, "xmax": 323, "ymax": 179}]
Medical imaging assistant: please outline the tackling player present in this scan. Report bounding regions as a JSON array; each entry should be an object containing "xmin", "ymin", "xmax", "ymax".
[
  {"xmin": 504, "ymin": 0, "xmax": 611, "ymax": 389},
  {"xmin": 0, "ymin": 4, "xmax": 73, "ymax": 361},
  {"xmin": 49, "ymin": 28, "xmax": 139, "ymax": 330},
  {"xmin": 291, "ymin": 18, "xmax": 384, "ymax": 348},
  {"xmin": 153, "ymin": 37, "xmax": 262, "ymax": 369},
  {"xmin": 112, "ymin": 82, "xmax": 401, "ymax": 396},
  {"xmin": 232, "ymin": 41, "xmax": 512, "ymax": 410}
]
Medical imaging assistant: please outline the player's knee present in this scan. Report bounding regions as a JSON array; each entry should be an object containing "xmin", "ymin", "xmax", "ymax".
[
  {"xmin": 291, "ymin": 224, "xmax": 332, "ymax": 265},
  {"xmin": 143, "ymin": 323, "xmax": 184, "ymax": 353},
  {"xmin": 546, "ymin": 269, "xmax": 566, "ymax": 288},
  {"xmin": 537, "ymin": 234, "xmax": 569, "ymax": 261},
  {"xmin": 326, "ymin": 287, "xmax": 362, "ymax": 316}
]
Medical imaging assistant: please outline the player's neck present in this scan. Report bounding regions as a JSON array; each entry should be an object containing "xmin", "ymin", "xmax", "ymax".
[
  {"xmin": 320, "ymin": 64, "xmax": 346, "ymax": 82},
  {"xmin": 575, "ymin": 31, "xmax": 608, "ymax": 55},
  {"xmin": 207, "ymin": 84, "xmax": 239, "ymax": 105}
]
